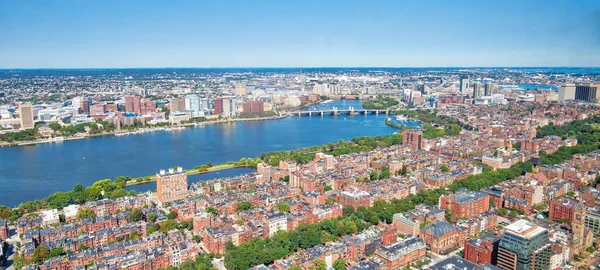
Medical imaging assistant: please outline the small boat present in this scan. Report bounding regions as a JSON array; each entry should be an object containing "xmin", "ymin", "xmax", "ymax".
[{"xmin": 395, "ymin": 115, "xmax": 408, "ymax": 121}]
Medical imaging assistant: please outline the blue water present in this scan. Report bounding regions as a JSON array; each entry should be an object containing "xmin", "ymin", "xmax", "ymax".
[
  {"xmin": 516, "ymin": 84, "xmax": 558, "ymax": 91},
  {"xmin": 0, "ymin": 100, "xmax": 418, "ymax": 207}
]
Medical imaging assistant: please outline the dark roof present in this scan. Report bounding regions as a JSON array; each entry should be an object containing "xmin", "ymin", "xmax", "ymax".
[{"xmin": 423, "ymin": 221, "xmax": 456, "ymax": 238}]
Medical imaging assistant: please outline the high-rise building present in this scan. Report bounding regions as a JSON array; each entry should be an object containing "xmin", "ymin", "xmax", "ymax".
[
  {"xmin": 402, "ymin": 130, "xmax": 424, "ymax": 151},
  {"xmin": 416, "ymin": 84, "xmax": 425, "ymax": 94},
  {"xmin": 484, "ymin": 83, "xmax": 496, "ymax": 96},
  {"xmin": 496, "ymin": 220, "xmax": 551, "ymax": 270},
  {"xmin": 472, "ymin": 83, "xmax": 483, "ymax": 98},
  {"xmin": 140, "ymin": 99, "xmax": 156, "ymax": 115},
  {"xmin": 329, "ymin": 84, "xmax": 342, "ymax": 95},
  {"xmin": 558, "ymin": 84, "xmax": 576, "ymax": 102},
  {"xmin": 574, "ymin": 84, "xmax": 599, "ymax": 102},
  {"xmin": 80, "ymin": 100, "xmax": 90, "ymax": 115},
  {"xmin": 213, "ymin": 97, "xmax": 236, "ymax": 117},
  {"xmin": 584, "ymin": 208, "xmax": 600, "ymax": 236},
  {"xmin": 559, "ymin": 84, "xmax": 600, "ymax": 102},
  {"xmin": 156, "ymin": 167, "xmax": 189, "ymax": 204},
  {"xmin": 124, "ymin": 95, "xmax": 141, "ymax": 114},
  {"xmin": 18, "ymin": 104, "xmax": 34, "ymax": 129},
  {"xmin": 170, "ymin": 97, "xmax": 186, "ymax": 113},
  {"xmin": 459, "ymin": 76, "xmax": 469, "ymax": 96},
  {"xmin": 313, "ymin": 83, "xmax": 329, "ymax": 96},
  {"xmin": 242, "ymin": 100, "xmax": 264, "ymax": 113},
  {"xmin": 185, "ymin": 94, "xmax": 201, "ymax": 113}
]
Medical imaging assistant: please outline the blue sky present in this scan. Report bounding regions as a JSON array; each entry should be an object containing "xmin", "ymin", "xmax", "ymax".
[{"xmin": 1, "ymin": 0, "xmax": 599, "ymax": 68}]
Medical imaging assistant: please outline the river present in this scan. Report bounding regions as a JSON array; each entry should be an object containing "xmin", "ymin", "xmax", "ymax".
[{"xmin": 0, "ymin": 100, "xmax": 420, "ymax": 207}]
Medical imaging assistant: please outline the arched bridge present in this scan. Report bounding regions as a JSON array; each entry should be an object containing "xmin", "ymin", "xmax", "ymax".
[{"xmin": 289, "ymin": 106, "xmax": 389, "ymax": 116}]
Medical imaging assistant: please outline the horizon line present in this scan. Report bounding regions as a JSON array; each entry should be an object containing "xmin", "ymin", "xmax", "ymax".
[{"xmin": 0, "ymin": 65, "xmax": 599, "ymax": 71}]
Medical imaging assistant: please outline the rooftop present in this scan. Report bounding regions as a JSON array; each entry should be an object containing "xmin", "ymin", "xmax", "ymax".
[{"xmin": 504, "ymin": 219, "xmax": 546, "ymax": 239}]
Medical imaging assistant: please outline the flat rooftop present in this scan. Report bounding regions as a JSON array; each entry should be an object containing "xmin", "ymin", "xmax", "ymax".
[{"xmin": 505, "ymin": 219, "xmax": 546, "ymax": 239}]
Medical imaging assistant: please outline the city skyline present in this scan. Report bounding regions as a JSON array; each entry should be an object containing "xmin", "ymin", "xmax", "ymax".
[{"xmin": 1, "ymin": 0, "xmax": 599, "ymax": 68}]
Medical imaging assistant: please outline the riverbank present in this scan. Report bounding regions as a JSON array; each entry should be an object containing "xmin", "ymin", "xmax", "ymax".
[
  {"xmin": 0, "ymin": 114, "xmax": 288, "ymax": 148},
  {"xmin": 125, "ymin": 163, "xmax": 240, "ymax": 186}
]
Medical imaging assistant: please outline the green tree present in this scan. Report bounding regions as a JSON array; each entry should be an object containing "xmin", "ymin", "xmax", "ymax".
[
  {"xmin": 192, "ymin": 235, "xmax": 201, "ymax": 243},
  {"xmin": 277, "ymin": 203, "xmax": 291, "ymax": 213},
  {"xmin": 167, "ymin": 210, "xmax": 178, "ymax": 220},
  {"xmin": 236, "ymin": 201, "xmax": 253, "ymax": 212},
  {"xmin": 206, "ymin": 207, "xmax": 218, "ymax": 216},
  {"xmin": 314, "ymin": 259, "xmax": 327, "ymax": 270},
  {"xmin": 333, "ymin": 259, "xmax": 346, "ymax": 270},
  {"xmin": 48, "ymin": 247, "xmax": 66, "ymax": 259},
  {"xmin": 148, "ymin": 213, "xmax": 158, "ymax": 223},
  {"xmin": 76, "ymin": 208, "xmax": 96, "ymax": 221},
  {"xmin": 129, "ymin": 208, "xmax": 144, "ymax": 222},
  {"xmin": 33, "ymin": 245, "xmax": 50, "ymax": 264},
  {"xmin": 440, "ymin": 165, "xmax": 449, "ymax": 173}
]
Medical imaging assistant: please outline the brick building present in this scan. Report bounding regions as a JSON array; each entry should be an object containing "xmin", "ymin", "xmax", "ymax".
[
  {"xmin": 242, "ymin": 100, "xmax": 264, "ymax": 113},
  {"xmin": 156, "ymin": 167, "xmax": 189, "ymax": 204},
  {"xmin": 421, "ymin": 221, "xmax": 459, "ymax": 254},
  {"xmin": 125, "ymin": 95, "xmax": 141, "ymax": 114},
  {"xmin": 549, "ymin": 198, "xmax": 577, "ymax": 222},
  {"xmin": 463, "ymin": 233, "xmax": 500, "ymax": 265},
  {"xmin": 402, "ymin": 130, "xmax": 424, "ymax": 151},
  {"xmin": 375, "ymin": 236, "xmax": 427, "ymax": 269},
  {"xmin": 439, "ymin": 189, "xmax": 490, "ymax": 221},
  {"xmin": 0, "ymin": 220, "xmax": 8, "ymax": 240}
]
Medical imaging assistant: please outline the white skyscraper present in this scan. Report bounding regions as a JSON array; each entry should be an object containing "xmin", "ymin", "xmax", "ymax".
[
  {"xmin": 185, "ymin": 94, "xmax": 201, "ymax": 113},
  {"xmin": 558, "ymin": 84, "xmax": 576, "ymax": 102}
]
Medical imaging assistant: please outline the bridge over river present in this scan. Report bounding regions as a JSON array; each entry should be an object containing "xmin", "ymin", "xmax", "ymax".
[{"xmin": 289, "ymin": 106, "xmax": 389, "ymax": 116}]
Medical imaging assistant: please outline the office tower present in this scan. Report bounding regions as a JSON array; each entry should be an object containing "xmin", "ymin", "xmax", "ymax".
[
  {"xmin": 329, "ymin": 84, "xmax": 342, "ymax": 95},
  {"xmin": 234, "ymin": 82, "xmax": 247, "ymax": 96},
  {"xmin": 313, "ymin": 83, "xmax": 330, "ymax": 96},
  {"xmin": 18, "ymin": 104, "xmax": 34, "ymax": 129},
  {"xmin": 484, "ymin": 83, "xmax": 496, "ymax": 96},
  {"xmin": 124, "ymin": 95, "xmax": 141, "ymax": 114},
  {"xmin": 185, "ymin": 94, "xmax": 201, "ymax": 113},
  {"xmin": 80, "ymin": 100, "xmax": 90, "ymax": 114},
  {"xmin": 574, "ymin": 84, "xmax": 600, "ymax": 102},
  {"xmin": 459, "ymin": 76, "xmax": 469, "ymax": 96},
  {"xmin": 558, "ymin": 84, "xmax": 576, "ymax": 102},
  {"xmin": 156, "ymin": 167, "xmax": 189, "ymax": 203},
  {"xmin": 402, "ymin": 130, "xmax": 424, "ymax": 151},
  {"xmin": 72, "ymin": 96, "xmax": 83, "ymax": 111},
  {"xmin": 472, "ymin": 83, "xmax": 483, "ymax": 98},
  {"xmin": 214, "ymin": 97, "xmax": 236, "ymax": 117},
  {"xmin": 496, "ymin": 220, "xmax": 551, "ymax": 270},
  {"xmin": 170, "ymin": 97, "xmax": 186, "ymax": 113},
  {"xmin": 416, "ymin": 84, "xmax": 425, "ymax": 94}
]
